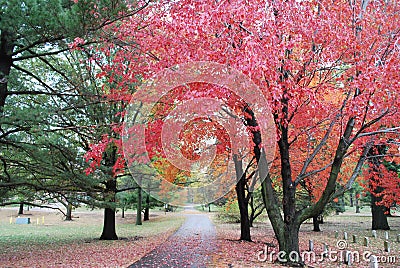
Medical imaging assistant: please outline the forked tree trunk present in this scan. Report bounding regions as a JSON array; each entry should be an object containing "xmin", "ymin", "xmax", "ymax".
[{"xmin": 258, "ymin": 115, "xmax": 359, "ymax": 267}]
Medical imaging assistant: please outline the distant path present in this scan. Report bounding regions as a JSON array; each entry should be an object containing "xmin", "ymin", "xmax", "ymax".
[{"xmin": 129, "ymin": 210, "xmax": 216, "ymax": 268}]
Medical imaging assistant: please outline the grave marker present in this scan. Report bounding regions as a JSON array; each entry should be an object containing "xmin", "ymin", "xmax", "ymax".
[
  {"xmin": 384, "ymin": 241, "xmax": 390, "ymax": 253},
  {"xmin": 343, "ymin": 250, "xmax": 353, "ymax": 265},
  {"xmin": 323, "ymin": 243, "xmax": 329, "ymax": 257},
  {"xmin": 352, "ymin": 234, "xmax": 357, "ymax": 243},
  {"xmin": 372, "ymin": 230, "xmax": 377, "ymax": 238},
  {"xmin": 309, "ymin": 240, "xmax": 314, "ymax": 252},
  {"xmin": 15, "ymin": 217, "xmax": 30, "ymax": 224},
  {"xmin": 369, "ymin": 255, "xmax": 378, "ymax": 268}
]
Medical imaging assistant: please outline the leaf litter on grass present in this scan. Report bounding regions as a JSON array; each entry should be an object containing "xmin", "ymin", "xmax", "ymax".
[
  {"xmin": 0, "ymin": 209, "xmax": 185, "ymax": 268},
  {"xmin": 211, "ymin": 212, "xmax": 400, "ymax": 267}
]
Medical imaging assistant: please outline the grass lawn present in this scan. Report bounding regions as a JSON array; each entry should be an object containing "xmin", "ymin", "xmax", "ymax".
[{"xmin": 0, "ymin": 207, "xmax": 184, "ymax": 268}]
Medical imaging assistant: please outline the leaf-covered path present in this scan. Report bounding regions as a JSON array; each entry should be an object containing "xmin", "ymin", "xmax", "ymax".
[{"xmin": 129, "ymin": 209, "xmax": 217, "ymax": 268}]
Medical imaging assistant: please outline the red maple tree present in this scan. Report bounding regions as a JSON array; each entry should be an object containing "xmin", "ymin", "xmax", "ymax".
[{"xmin": 83, "ymin": 0, "xmax": 399, "ymax": 264}]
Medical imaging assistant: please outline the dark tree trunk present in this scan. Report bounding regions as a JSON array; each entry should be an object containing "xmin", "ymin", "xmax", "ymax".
[
  {"xmin": 121, "ymin": 207, "xmax": 125, "ymax": 218},
  {"xmin": 355, "ymin": 196, "xmax": 360, "ymax": 213},
  {"xmin": 100, "ymin": 144, "xmax": 118, "ymax": 240},
  {"xmin": 247, "ymin": 89, "xmax": 358, "ymax": 267},
  {"xmin": 371, "ymin": 187, "xmax": 390, "ymax": 230},
  {"xmin": 312, "ymin": 215, "xmax": 321, "ymax": 232},
  {"xmin": 368, "ymin": 145, "xmax": 390, "ymax": 230},
  {"xmin": 65, "ymin": 203, "xmax": 73, "ymax": 221},
  {"xmin": 0, "ymin": 30, "xmax": 15, "ymax": 113},
  {"xmin": 282, "ymin": 223, "xmax": 301, "ymax": 263},
  {"xmin": 18, "ymin": 203, "xmax": 24, "ymax": 215},
  {"xmin": 234, "ymin": 155, "xmax": 251, "ymax": 241},
  {"xmin": 144, "ymin": 194, "xmax": 150, "ymax": 221},
  {"xmin": 100, "ymin": 207, "xmax": 118, "ymax": 240},
  {"xmin": 100, "ymin": 180, "xmax": 118, "ymax": 240},
  {"xmin": 349, "ymin": 191, "xmax": 354, "ymax": 207},
  {"xmin": 249, "ymin": 194, "xmax": 255, "ymax": 228},
  {"xmin": 136, "ymin": 187, "xmax": 142, "ymax": 225}
]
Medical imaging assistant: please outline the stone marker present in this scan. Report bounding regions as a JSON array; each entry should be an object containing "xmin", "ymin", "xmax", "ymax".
[
  {"xmin": 344, "ymin": 250, "xmax": 353, "ymax": 266},
  {"xmin": 343, "ymin": 232, "xmax": 348, "ymax": 240},
  {"xmin": 323, "ymin": 243, "xmax": 329, "ymax": 257},
  {"xmin": 372, "ymin": 230, "xmax": 377, "ymax": 238},
  {"xmin": 309, "ymin": 240, "xmax": 314, "ymax": 252},
  {"xmin": 384, "ymin": 231, "xmax": 389, "ymax": 240},
  {"xmin": 370, "ymin": 255, "xmax": 378, "ymax": 268},
  {"xmin": 384, "ymin": 240, "xmax": 390, "ymax": 253},
  {"xmin": 15, "ymin": 217, "xmax": 30, "ymax": 224},
  {"xmin": 352, "ymin": 234, "xmax": 357, "ymax": 243},
  {"xmin": 364, "ymin": 237, "xmax": 369, "ymax": 247}
]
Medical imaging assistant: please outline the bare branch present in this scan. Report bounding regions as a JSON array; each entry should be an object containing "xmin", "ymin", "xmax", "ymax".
[{"xmin": 295, "ymin": 91, "xmax": 352, "ymax": 185}]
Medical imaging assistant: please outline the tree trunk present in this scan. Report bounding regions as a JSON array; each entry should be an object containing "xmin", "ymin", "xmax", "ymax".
[
  {"xmin": 312, "ymin": 215, "xmax": 321, "ymax": 232},
  {"xmin": 271, "ymin": 221, "xmax": 302, "ymax": 266},
  {"xmin": 349, "ymin": 191, "xmax": 354, "ymax": 207},
  {"xmin": 144, "ymin": 194, "xmax": 150, "ymax": 221},
  {"xmin": 100, "ymin": 178, "xmax": 118, "ymax": 240},
  {"xmin": 100, "ymin": 144, "xmax": 118, "ymax": 240},
  {"xmin": 283, "ymin": 223, "xmax": 302, "ymax": 265},
  {"xmin": 371, "ymin": 187, "xmax": 390, "ymax": 230},
  {"xmin": 121, "ymin": 207, "xmax": 125, "ymax": 218},
  {"xmin": 355, "ymin": 196, "xmax": 360, "ymax": 213},
  {"xmin": 368, "ymin": 145, "xmax": 390, "ymax": 230},
  {"xmin": 0, "ymin": 30, "xmax": 15, "ymax": 113},
  {"xmin": 136, "ymin": 187, "xmax": 142, "ymax": 225},
  {"xmin": 18, "ymin": 203, "xmax": 24, "ymax": 215},
  {"xmin": 100, "ymin": 207, "xmax": 118, "ymax": 240},
  {"xmin": 65, "ymin": 203, "xmax": 73, "ymax": 221},
  {"xmin": 234, "ymin": 155, "xmax": 251, "ymax": 241}
]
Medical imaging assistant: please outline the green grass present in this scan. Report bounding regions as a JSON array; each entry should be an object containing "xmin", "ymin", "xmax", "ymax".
[
  {"xmin": 0, "ymin": 213, "xmax": 185, "ymax": 250},
  {"xmin": 0, "ymin": 224, "xmax": 101, "ymax": 246}
]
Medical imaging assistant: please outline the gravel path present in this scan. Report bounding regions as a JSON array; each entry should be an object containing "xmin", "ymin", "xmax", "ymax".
[{"xmin": 129, "ymin": 212, "xmax": 217, "ymax": 268}]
